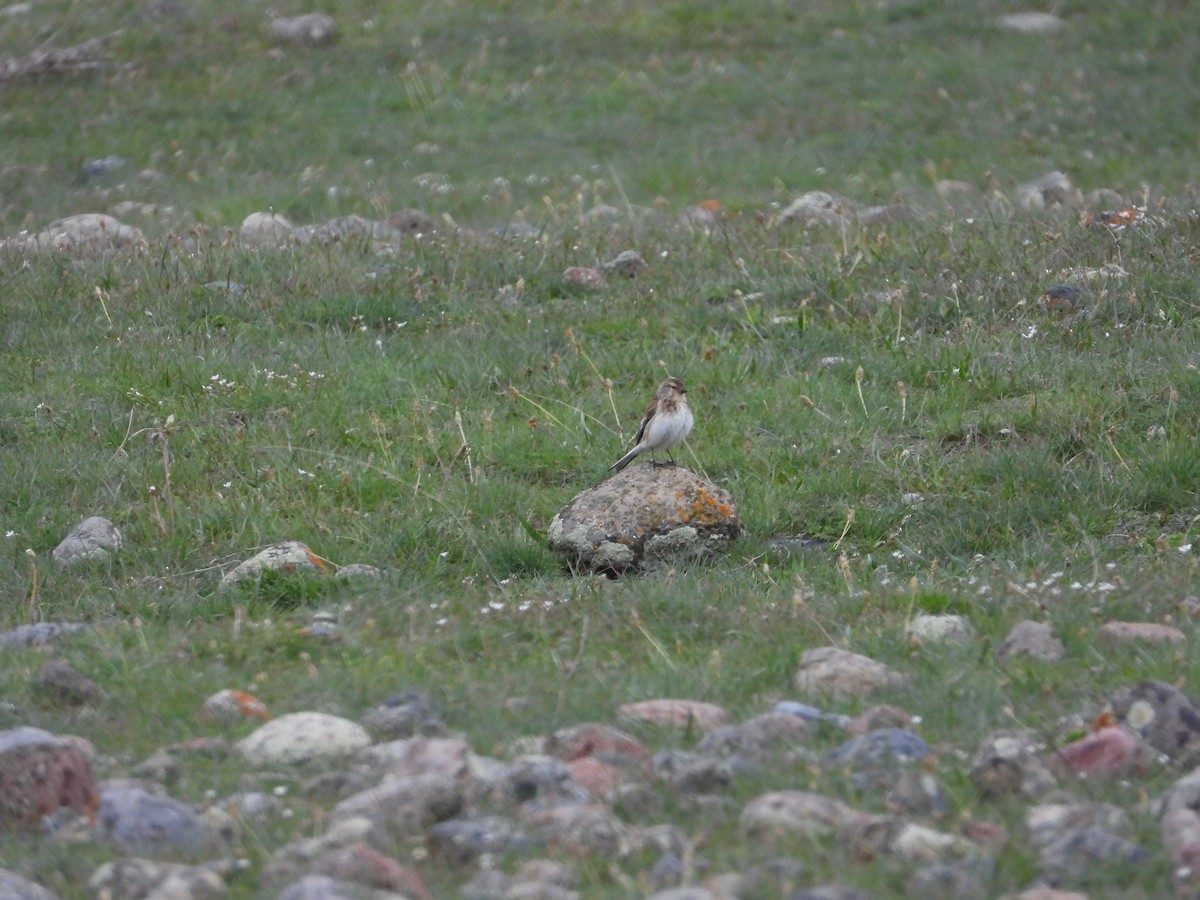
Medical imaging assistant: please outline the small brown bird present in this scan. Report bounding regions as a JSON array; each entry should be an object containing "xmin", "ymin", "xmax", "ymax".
[{"xmin": 609, "ymin": 377, "xmax": 694, "ymax": 472}]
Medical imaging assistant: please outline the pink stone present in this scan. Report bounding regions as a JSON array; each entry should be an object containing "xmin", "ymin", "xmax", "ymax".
[{"xmin": 1045, "ymin": 726, "xmax": 1151, "ymax": 779}]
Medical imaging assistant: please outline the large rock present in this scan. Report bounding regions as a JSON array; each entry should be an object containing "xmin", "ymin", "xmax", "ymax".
[
  {"xmin": 238, "ymin": 712, "xmax": 370, "ymax": 767},
  {"xmin": 51, "ymin": 516, "xmax": 122, "ymax": 564},
  {"xmin": 0, "ymin": 728, "xmax": 98, "ymax": 829},
  {"xmin": 548, "ymin": 465, "xmax": 740, "ymax": 574}
]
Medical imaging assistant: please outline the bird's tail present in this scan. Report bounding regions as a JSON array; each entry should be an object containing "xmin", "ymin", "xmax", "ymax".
[{"xmin": 609, "ymin": 446, "xmax": 640, "ymax": 472}]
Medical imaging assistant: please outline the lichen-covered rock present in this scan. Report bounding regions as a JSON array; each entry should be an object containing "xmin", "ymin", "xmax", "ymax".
[
  {"xmin": 219, "ymin": 540, "xmax": 327, "ymax": 590},
  {"xmin": 87, "ymin": 859, "xmax": 227, "ymax": 900},
  {"xmin": 548, "ymin": 465, "xmax": 740, "ymax": 574},
  {"xmin": 237, "ymin": 712, "xmax": 370, "ymax": 767},
  {"xmin": 51, "ymin": 516, "xmax": 122, "ymax": 564}
]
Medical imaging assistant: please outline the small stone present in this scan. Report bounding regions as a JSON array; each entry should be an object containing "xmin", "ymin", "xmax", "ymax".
[
  {"xmin": 129, "ymin": 749, "xmax": 182, "ymax": 785},
  {"xmin": 51, "ymin": 516, "xmax": 121, "ymax": 563},
  {"xmin": 791, "ymin": 887, "xmax": 872, "ymax": 900},
  {"xmin": 0, "ymin": 622, "xmax": 88, "ymax": 649},
  {"xmin": 563, "ymin": 266, "xmax": 607, "ymax": 288},
  {"xmin": 1095, "ymin": 621, "xmax": 1186, "ymax": 645},
  {"xmin": 792, "ymin": 646, "xmax": 910, "ymax": 698},
  {"xmin": 5, "ymin": 214, "xmax": 145, "ymax": 255},
  {"xmin": 907, "ymin": 614, "xmax": 974, "ymax": 645},
  {"xmin": 259, "ymin": 817, "xmax": 377, "ymax": 887},
  {"xmin": 238, "ymin": 212, "xmax": 297, "ymax": 248},
  {"xmin": 200, "ymin": 689, "xmax": 271, "ymax": 724},
  {"xmin": 33, "ymin": 660, "xmax": 104, "ymax": 707},
  {"xmin": 739, "ymin": 790, "xmax": 854, "ymax": 839},
  {"xmin": 1045, "ymin": 726, "xmax": 1152, "ymax": 779},
  {"xmin": 83, "ymin": 155, "xmax": 127, "ymax": 178},
  {"xmin": 970, "ymin": 730, "xmax": 1057, "ymax": 799},
  {"xmin": 237, "ymin": 712, "xmax": 370, "ymax": 767},
  {"xmin": 1002, "ymin": 890, "xmax": 1091, "ymax": 900},
  {"xmin": 1161, "ymin": 808, "xmax": 1200, "ymax": 890},
  {"xmin": 87, "ymin": 859, "xmax": 227, "ymax": 900},
  {"xmin": 545, "ymin": 723, "xmax": 651, "ymax": 771},
  {"xmin": 645, "ymin": 889, "xmax": 714, "ymax": 900},
  {"xmin": 906, "ymin": 860, "xmax": 990, "ymax": 899},
  {"xmin": 618, "ymin": 700, "xmax": 731, "ymax": 733},
  {"xmin": 276, "ymin": 875, "xmax": 380, "ymax": 900},
  {"xmin": 219, "ymin": 540, "xmax": 327, "ymax": 590},
  {"xmin": 997, "ymin": 620, "xmax": 1065, "ymax": 662}
]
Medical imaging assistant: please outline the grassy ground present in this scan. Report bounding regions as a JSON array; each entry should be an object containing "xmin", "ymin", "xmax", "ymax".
[{"xmin": 1, "ymin": 0, "xmax": 1199, "ymax": 897}]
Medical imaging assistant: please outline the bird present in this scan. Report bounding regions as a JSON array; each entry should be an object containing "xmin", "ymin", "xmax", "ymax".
[{"xmin": 609, "ymin": 376, "xmax": 694, "ymax": 472}]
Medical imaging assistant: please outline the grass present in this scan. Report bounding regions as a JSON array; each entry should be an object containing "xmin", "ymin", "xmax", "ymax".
[{"xmin": 2, "ymin": 0, "xmax": 1200, "ymax": 897}]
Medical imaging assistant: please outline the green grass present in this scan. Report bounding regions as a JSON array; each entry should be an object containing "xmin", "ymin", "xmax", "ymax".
[{"xmin": 2, "ymin": 0, "xmax": 1200, "ymax": 897}]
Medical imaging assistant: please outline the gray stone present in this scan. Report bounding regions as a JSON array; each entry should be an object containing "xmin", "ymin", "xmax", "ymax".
[
  {"xmin": 360, "ymin": 692, "xmax": 445, "ymax": 740},
  {"xmin": 219, "ymin": 540, "xmax": 326, "ymax": 590},
  {"xmin": 33, "ymin": 660, "xmax": 104, "ymax": 707},
  {"xmin": 1026, "ymin": 802, "xmax": 1129, "ymax": 849},
  {"xmin": 997, "ymin": 620, "xmax": 1065, "ymax": 663},
  {"xmin": 3, "ymin": 215, "xmax": 145, "ymax": 256},
  {"xmin": 998, "ymin": 12, "xmax": 1066, "ymax": 35},
  {"xmin": 793, "ymin": 647, "xmax": 910, "ymax": 698},
  {"xmin": 0, "ymin": 622, "xmax": 87, "ymax": 649},
  {"xmin": 696, "ymin": 712, "xmax": 816, "ymax": 765},
  {"xmin": 1016, "ymin": 171, "xmax": 1079, "ymax": 211},
  {"xmin": 547, "ymin": 465, "xmax": 740, "ymax": 575},
  {"xmin": 276, "ymin": 875, "xmax": 406, "ymax": 900},
  {"xmin": 95, "ymin": 786, "xmax": 233, "ymax": 855},
  {"xmin": 51, "ymin": 516, "xmax": 121, "ymax": 563},
  {"xmin": 907, "ymin": 614, "xmax": 974, "ymax": 645},
  {"xmin": 506, "ymin": 755, "xmax": 589, "ymax": 805}
]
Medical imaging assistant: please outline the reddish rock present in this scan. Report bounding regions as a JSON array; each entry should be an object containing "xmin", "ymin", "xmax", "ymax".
[
  {"xmin": 567, "ymin": 756, "xmax": 626, "ymax": 798},
  {"xmin": 1096, "ymin": 621, "xmax": 1186, "ymax": 645},
  {"xmin": 1045, "ymin": 726, "xmax": 1152, "ymax": 779},
  {"xmin": 0, "ymin": 733, "xmax": 98, "ymax": 829},
  {"xmin": 314, "ymin": 842, "xmax": 430, "ymax": 899},
  {"xmin": 617, "ymin": 700, "xmax": 731, "ymax": 733},
  {"xmin": 545, "ymin": 723, "xmax": 652, "ymax": 772}
]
